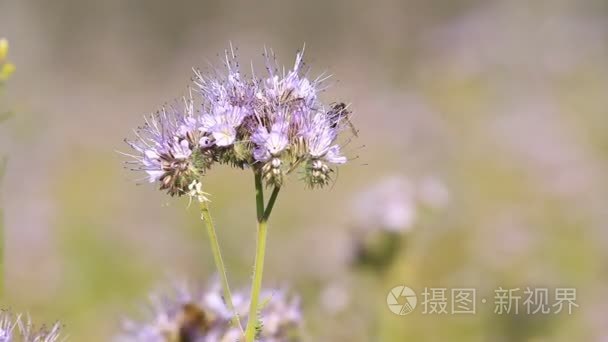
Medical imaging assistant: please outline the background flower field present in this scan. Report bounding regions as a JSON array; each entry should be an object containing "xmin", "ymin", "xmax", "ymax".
[{"xmin": 1, "ymin": 0, "xmax": 607, "ymax": 340}]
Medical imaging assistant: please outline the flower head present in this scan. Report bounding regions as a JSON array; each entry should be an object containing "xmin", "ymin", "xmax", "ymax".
[
  {"xmin": 0, "ymin": 310, "xmax": 63, "ymax": 342},
  {"xmin": 244, "ymin": 49, "xmax": 352, "ymax": 188},
  {"xmin": 118, "ymin": 281, "xmax": 303, "ymax": 342},
  {"xmin": 124, "ymin": 96, "xmax": 213, "ymax": 199},
  {"xmin": 124, "ymin": 45, "xmax": 355, "ymax": 195}
]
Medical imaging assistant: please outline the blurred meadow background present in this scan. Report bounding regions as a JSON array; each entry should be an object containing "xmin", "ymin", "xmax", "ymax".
[{"xmin": 1, "ymin": 0, "xmax": 608, "ymax": 340}]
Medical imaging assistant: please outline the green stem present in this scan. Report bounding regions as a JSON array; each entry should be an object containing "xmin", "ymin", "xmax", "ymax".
[
  {"xmin": 254, "ymin": 172, "xmax": 265, "ymax": 221},
  {"xmin": 244, "ymin": 215, "xmax": 268, "ymax": 341},
  {"xmin": 263, "ymin": 186, "xmax": 280, "ymax": 221},
  {"xmin": 245, "ymin": 173, "xmax": 280, "ymax": 342},
  {"xmin": 200, "ymin": 201, "xmax": 243, "ymax": 332}
]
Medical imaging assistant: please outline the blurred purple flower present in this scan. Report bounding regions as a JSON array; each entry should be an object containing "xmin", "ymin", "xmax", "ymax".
[
  {"xmin": 117, "ymin": 281, "xmax": 303, "ymax": 342},
  {"xmin": 0, "ymin": 311, "xmax": 63, "ymax": 342}
]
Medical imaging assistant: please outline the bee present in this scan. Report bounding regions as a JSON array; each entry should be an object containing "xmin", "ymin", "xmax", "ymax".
[
  {"xmin": 327, "ymin": 102, "xmax": 358, "ymax": 137},
  {"xmin": 176, "ymin": 303, "xmax": 212, "ymax": 342}
]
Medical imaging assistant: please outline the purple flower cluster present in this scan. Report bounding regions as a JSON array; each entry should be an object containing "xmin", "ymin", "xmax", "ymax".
[
  {"xmin": 118, "ymin": 282, "xmax": 302, "ymax": 342},
  {"xmin": 125, "ymin": 46, "xmax": 354, "ymax": 198}
]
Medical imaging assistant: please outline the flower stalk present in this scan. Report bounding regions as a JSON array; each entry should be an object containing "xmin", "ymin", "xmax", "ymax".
[
  {"xmin": 245, "ymin": 172, "xmax": 280, "ymax": 342},
  {"xmin": 200, "ymin": 201, "xmax": 243, "ymax": 332}
]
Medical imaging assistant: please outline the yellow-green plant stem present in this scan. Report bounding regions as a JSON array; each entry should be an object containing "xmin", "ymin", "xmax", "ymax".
[
  {"xmin": 200, "ymin": 201, "xmax": 243, "ymax": 332},
  {"xmin": 254, "ymin": 173, "xmax": 265, "ymax": 221},
  {"xmin": 264, "ymin": 186, "xmax": 280, "ymax": 221},
  {"xmin": 245, "ymin": 173, "xmax": 280, "ymax": 342},
  {"xmin": 244, "ymin": 216, "xmax": 268, "ymax": 341}
]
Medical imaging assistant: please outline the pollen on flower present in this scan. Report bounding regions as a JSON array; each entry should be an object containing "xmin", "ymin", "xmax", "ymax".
[{"xmin": 187, "ymin": 180, "xmax": 210, "ymax": 203}]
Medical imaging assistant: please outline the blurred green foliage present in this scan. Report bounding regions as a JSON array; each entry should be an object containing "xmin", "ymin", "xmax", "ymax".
[
  {"xmin": 0, "ymin": 38, "xmax": 15, "ymax": 82},
  {"xmin": 0, "ymin": 36, "xmax": 13, "ymax": 301}
]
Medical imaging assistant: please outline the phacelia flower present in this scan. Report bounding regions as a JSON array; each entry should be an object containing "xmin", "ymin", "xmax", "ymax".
[
  {"xmin": 117, "ymin": 281, "xmax": 303, "ymax": 342},
  {"xmin": 124, "ymin": 96, "xmax": 214, "ymax": 199},
  {"xmin": 0, "ymin": 310, "xmax": 64, "ymax": 342},
  {"xmin": 245, "ymin": 49, "xmax": 352, "ymax": 188},
  {"xmin": 125, "ymin": 45, "xmax": 354, "ymax": 195},
  {"xmin": 200, "ymin": 104, "xmax": 249, "ymax": 148},
  {"xmin": 299, "ymin": 111, "xmax": 348, "ymax": 187}
]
